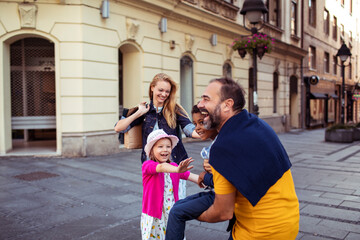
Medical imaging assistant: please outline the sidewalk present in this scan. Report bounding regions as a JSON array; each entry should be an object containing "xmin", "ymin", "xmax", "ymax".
[{"xmin": 0, "ymin": 129, "xmax": 359, "ymax": 240}]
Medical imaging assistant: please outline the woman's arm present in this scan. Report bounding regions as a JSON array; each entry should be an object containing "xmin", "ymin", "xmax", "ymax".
[
  {"xmin": 191, "ymin": 130, "xmax": 200, "ymax": 138},
  {"xmin": 176, "ymin": 106, "xmax": 200, "ymax": 138},
  {"xmin": 114, "ymin": 103, "xmax": 149, "ymax": 132}
]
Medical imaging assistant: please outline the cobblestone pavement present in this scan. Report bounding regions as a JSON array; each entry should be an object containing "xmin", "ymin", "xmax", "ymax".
[{"xmin": 0, "ymin": 129, "xmax": 359, "ymax": 240}]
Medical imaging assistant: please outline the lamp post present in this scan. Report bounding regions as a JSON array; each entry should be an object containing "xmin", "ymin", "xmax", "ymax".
[
  {"xmin": 336, "ymin": 43, "xmax": 352, "ymax": 124},
  {"xmin": 239, "ymin": 0, "xmax": 268, "ymax": 116}
]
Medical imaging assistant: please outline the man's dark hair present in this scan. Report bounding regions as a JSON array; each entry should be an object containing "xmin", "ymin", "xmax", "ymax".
[
  {"xmin": 191, "ymin": 104, "xmax": 201, "ymax": 115},
  {"xmin": 210, "ymin": 77, "xmax": 246, "ymax": 112}
]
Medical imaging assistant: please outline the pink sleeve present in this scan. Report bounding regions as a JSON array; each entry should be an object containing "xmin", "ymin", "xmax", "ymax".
[
  {"xmin": 180, "ymin": 171, "xmax": 190, "ymax": 180},
  {"xmin": 142, "ymin": 160, "xmax": 159, "ymax": 175}
]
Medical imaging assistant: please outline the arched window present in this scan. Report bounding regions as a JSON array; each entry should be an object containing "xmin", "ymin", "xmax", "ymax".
[
  {"xmin": 223, "ymin": 63, "xmax": 232, "ymax": 78},
  {"xmin": 248, "ymin": 68, "xmax": 254, "ymax": 113},
  {"xmin": 10, "ymin": 37, "xmax": 56, "ymax": 143},
  {"xmin": 180, "ymin": 56, "xmax": 194, "ymax": 115},
  {"xmin": 118, "ymin": 50, "xmax": 123, "ymax": 115},
  {"xmin": 273, "ymin": 72, "xmax": 279, "ymax": 113}
]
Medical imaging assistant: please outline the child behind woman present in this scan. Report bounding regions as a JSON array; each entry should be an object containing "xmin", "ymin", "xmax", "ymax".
[
  {"xmin": 165, "ymin": 105, "xmax": 218, "ymax": 240},
  {"xmin": 141, "ymin": 129, "xmax": 198, "ymax": 240}
]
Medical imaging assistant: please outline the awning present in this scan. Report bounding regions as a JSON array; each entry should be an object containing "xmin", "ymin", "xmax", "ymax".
[
  {"xmin": 353, "ymin": 93, "xmax": 360, "ymax": 100},
  {"xmin": 329, "ymin": 93, "xmax": 339, "ymax": 99},
  {"xmin": 310, "ymin": 92, "xmax": 327, "ymax": 99}
]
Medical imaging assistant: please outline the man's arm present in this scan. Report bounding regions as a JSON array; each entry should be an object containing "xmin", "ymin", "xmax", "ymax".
[{"xmin": 197, "ymin": 191, "xmax": 236, "ymax": 222}]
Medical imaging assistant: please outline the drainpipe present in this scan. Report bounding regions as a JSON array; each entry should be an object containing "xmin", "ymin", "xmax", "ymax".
[{"xmin": 300, "ymin": 0, "xmax": 305, "ymax": 129}]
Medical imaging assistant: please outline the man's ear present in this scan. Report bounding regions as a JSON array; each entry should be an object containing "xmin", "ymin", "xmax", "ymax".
[{"xmin": 223, "ymin": 99, "xmax": 234, "ymax": 112}]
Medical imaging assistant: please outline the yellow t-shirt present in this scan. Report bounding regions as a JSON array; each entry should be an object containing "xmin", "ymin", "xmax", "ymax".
[{"xmin": 212, "ymin": 168, "xmax": 299, "ymax": 240}]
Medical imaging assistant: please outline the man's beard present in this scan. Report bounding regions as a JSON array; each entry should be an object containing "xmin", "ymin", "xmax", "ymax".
[{"xmin": 204, "ymin": 104, "xmax": 222, "ymax": 130}]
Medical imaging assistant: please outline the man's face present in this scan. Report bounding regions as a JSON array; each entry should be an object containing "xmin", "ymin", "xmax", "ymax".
[{"xmin": 197, "ymin": 82, "xmax": 223, "ymax": 130}]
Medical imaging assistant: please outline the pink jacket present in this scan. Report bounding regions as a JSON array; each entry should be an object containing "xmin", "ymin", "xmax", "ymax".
[{"xmin": 142, "ymin": 160, "xmax": 190, "ymax": 219}]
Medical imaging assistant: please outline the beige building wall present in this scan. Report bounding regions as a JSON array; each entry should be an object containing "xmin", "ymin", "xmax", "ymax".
[{"xmin": 0, "ymin": 0, "xmax": 307, "ymax": 156}]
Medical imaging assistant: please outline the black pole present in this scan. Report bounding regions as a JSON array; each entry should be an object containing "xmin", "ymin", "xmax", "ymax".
[
  {"xmin": 253, "ymin": 47, "xmax": 259, "ymax": 115},
  {"xmin": 304, "ymin": 77, "xmax": 310, "ymax": 127},
  {"xmin": 341, "ymin": 62, "xmax": 345, "ymax": 124}
]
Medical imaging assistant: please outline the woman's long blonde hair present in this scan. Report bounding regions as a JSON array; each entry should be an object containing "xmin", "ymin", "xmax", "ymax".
[{"xmin": 149, "ymin": 73, "xmax": 188, "ymax": 129}]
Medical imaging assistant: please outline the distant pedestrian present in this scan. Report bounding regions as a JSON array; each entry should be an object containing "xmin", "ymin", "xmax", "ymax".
[
  {"xmin": 197, "ymin": 77, "xmax": 299, "ymax": 240},
  {"xmin": 114, "ymin": 73, "xmax": 199, "ymax": 199},
  {"xmin": 141, "ymin": 129, "xmax": 199, "ymax": 240}
]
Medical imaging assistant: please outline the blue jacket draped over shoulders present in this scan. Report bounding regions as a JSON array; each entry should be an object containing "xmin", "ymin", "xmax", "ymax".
[{"xmin": 210, "ymin": 109, "xmax": 291, "ymax": 206}]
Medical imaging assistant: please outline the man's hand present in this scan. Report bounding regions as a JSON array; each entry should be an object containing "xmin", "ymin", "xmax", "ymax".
[
  {"xmin": 203, "ymin": 159, "xmax": 212, "ymax": 173},
  {"xmin": 197, "ymin": 171, "xmax": 207, "ymax": 188}
]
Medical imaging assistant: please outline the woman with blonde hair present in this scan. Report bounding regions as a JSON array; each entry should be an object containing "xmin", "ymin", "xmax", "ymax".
[{"xmin": 115, "ymin": 73, "xmax": 198, "ymax": 198}]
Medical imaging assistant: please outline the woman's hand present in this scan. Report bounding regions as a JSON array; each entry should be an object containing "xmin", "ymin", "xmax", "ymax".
[
  {"xmin": 177, "ymin": 157, "xmax": 194, "ymax": 173},
  {"xmin": 138, "ymin": 102, "xmax": 150, "ymax": 115},
  {"xmin": 203, "ymin": 159, "xmax": 212, "ymax": 174}
]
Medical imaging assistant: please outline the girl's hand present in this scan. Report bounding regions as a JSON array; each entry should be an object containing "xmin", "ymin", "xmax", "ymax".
[
  {"xmin": 203, "ymin": 159, "xmax": 212, "ymax": 174},
  {"xmin": 177, "ymin": 157, "xmax": 194, "ymax": 173},
  {"xmin": 138, "ymin": 102, "xmax": 150, "ymax": 115}
]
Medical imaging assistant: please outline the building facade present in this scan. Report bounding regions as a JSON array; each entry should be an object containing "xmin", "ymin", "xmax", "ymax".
[
  {"xmin": 1, "ymin": 0, "xmax": 306, "ymax": 156},
  {"xmin": 302, "ymin": 0, "xmax": 360, "ymax": 128}
]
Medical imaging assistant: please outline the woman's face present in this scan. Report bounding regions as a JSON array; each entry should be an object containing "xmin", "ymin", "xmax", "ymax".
[
  {"xmin": 192, "ymin": 112, "xmax": 217, "ymax": 141},
  {"xmin": 152, "ymin": 138, "xmax": 172, "ymax": 163},
  {"xmin": 151, "ymin": 80, "xmax": 171, "ymax": 107}
]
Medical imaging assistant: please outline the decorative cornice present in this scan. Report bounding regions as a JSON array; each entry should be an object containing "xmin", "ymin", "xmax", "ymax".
[
  {"xmin": 226, "ymin": 44, "xmax": 233, "ymax": 60},
  {"xmin": 273, "ymin": 40, "xmax": 308, "ymax": 59},
  {"xmin": 18, "ymin": 3, "xmax": 38, "ymax": 29},
  {"xmin": 185, "ymin": 34, "xmax": 195, "ymax": 52},
  {"xmin": 181, "ymin": 0, "xmax": 239, "ymax": 21},
  {"xmin": 126, "ymin": 18, "xmax": 139, "ymax": 40}
]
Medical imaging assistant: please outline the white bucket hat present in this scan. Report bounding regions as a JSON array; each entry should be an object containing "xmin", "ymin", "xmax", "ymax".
[{"xmin": 144, "ymin": 129, "xmax": 179, "ymax": 157}]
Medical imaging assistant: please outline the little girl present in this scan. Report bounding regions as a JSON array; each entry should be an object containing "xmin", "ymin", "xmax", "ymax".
[{"xmin": 141, "ymin": 129, "xmax": 198, "ymax": 240}]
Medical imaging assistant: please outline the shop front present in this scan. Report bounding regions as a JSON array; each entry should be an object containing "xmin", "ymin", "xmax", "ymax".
[{"xmin": 305, "ymin": 76, "xmax": 338, "ymax": 128}]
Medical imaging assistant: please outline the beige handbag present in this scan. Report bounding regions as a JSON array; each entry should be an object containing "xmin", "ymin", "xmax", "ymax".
[{"xmin": 124, "ymin": 107, "xmax": 143, "ymax": 149}]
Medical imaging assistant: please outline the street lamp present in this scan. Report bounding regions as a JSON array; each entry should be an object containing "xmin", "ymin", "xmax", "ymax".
[
  {"xmin": 240, "ymin": 0, "xmax": 268, "ymax": 116},
  {"xmin": 336, "ymin": 43, "xmax": 352, "ymax": 124}
]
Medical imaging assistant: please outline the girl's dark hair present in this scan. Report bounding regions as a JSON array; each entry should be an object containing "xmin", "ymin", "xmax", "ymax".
[
  {"xmin": 191, "ymin": 104, "xmax": 201, "ymax": 115},
  {"xmin": 210, "ymin": 77, "xmax": 246, "ymax": 112}
]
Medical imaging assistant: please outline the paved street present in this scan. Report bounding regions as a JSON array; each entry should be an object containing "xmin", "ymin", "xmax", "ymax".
[{"xmin": 0, "ymin": 129, "xmax": 359, "ymax": 240}]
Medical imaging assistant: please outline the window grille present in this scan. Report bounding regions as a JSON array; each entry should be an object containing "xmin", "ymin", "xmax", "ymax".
[{"xmin": 10, "ymin": 38, "xmax": 56, "ymax": 130}]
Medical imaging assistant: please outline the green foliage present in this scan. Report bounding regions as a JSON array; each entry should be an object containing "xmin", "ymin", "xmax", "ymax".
[
  {"xmin": 326, "ymin": 124, "xmax": 355, "ymax": 132},
  {"xmin": 231, "ymin": 33, "xmax": 274, "ymax": 54}
]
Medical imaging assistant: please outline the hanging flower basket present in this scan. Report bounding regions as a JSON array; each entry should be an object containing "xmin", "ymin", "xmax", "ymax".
[
  {"xmin": 237, "ymin": 48, "xmax": 247, "ymax": 58},
  {"xmin": 256, "ymin": 44, "xmax": 266, "ymax": 59},
  {"xmin": 231, "ymin": 33, "xmax": 274, "ymax": 59}
]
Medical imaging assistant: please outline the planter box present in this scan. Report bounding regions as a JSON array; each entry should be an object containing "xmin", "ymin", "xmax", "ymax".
[
  {"xmin": 325, "ymin": 129, "xmax": 354, "ymax": 143},
  {"xmin": 353, "ymin": 128, "xmax": 360, "ymax": 141}
]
